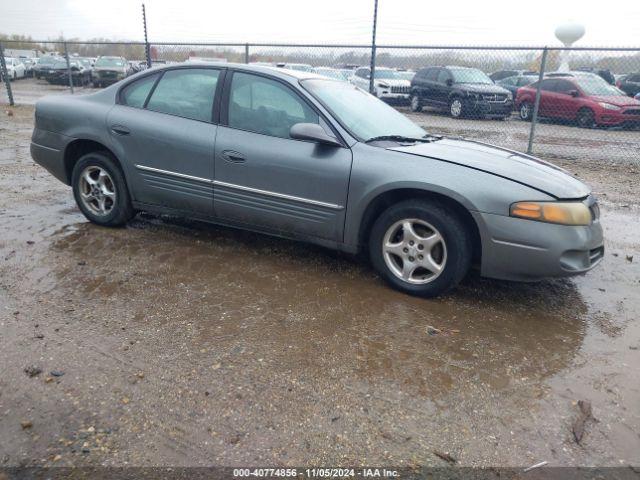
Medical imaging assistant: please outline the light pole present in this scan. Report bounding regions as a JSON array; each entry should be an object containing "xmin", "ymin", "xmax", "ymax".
[{"xmin": 368, "ymin": 0, "xmax": 379, "ymax": 94}]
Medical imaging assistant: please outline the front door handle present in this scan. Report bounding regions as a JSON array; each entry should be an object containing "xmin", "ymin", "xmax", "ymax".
[
  {"xmin": 110, "ymin": 125, "xmax": 130, "ymax": 136},
  {"xmin": 221, "ymin": 150, "xmax": 246, "ymax": 163}
]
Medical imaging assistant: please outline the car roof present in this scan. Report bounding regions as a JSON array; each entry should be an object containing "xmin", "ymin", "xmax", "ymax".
[{"xmin": 149, "ymin": 61, "xmax": 324, "ymax": 81}]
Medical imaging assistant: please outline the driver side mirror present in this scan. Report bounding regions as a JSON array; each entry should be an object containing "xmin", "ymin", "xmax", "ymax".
[
  {"xmin": 290, "ymin": 123, "xmax": 342, "ymax": 147},
  {"xmin": 446, "ymin": 79, "xmax": 453, "ymax": 87},
  {"xmin": 569, "ymin": 89, "xmax": 579, "ymax": 97}
]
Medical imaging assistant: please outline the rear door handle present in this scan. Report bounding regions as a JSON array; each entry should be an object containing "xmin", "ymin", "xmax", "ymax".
[
  {"xmin": 221, "ymin": 150, "xmax": 246, "ymax": 163},
  {"xmin": 110, "ymin": 125, "xmax": 130, "ymax": 136}
]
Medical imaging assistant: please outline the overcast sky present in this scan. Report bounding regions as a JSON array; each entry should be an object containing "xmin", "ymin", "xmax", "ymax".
[{"xmin": 1, "ymin": 0, "xmax": 639, "ymax": 46}]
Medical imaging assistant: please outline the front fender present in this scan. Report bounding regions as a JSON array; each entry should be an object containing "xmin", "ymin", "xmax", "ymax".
[{"xmin": 343, "ymin": 142, "xmax": 553, "ymax": 249}]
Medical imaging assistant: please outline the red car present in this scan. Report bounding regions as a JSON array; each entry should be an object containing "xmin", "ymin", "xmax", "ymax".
[{"xmin": 516, "ymin": 73, "xmax": 640, "ymax": 128}]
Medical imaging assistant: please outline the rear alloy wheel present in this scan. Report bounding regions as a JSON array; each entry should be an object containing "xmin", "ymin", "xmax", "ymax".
[
  {"xmin": 410, "ymin": 94, "xmax": 423, "ymax": 112},
  {"xmin": 369, "ymin": 200, "xmax": 472, "ymax": 297},
  {"xmin": 576, "ymin": 108, "xmax": 595, "ymax": 128},
  {"xmin": 72, "ymin": 152, "xmax": 134, "ymax": 227},
  {"xmin": 449, "ymin": 97, "xmax": 465, "ymax": 118},
  {"xmin": 519, "ymin": 102, "xmax": 533, "ymax": 121}
]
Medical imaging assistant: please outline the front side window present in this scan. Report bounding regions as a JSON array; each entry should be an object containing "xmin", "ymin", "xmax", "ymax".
[
  {"xmin": 228, "ymin": 72, "xmax": 319, "ymax": 139},
  {"xmin": 121, "ymin": 73, "xmax": 160, "ymax": 108},
  {"xmin": 147, "ymin": 69, "xmax": 220, "ymax": 122},
  {"xmin": 555, "ymin": 80, "xmax": 575, "ymax": 94},
  {"xmin": 436, "ymin": 69, "xmax": 451, "ymax": 84}
]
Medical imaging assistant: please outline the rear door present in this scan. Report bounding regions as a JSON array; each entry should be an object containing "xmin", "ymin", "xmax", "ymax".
[
  {"xmin": 107, "ymin": 67, "xmax": 223, "ymax": 215},
  {"xmin": 213, "ymin": 70, "xmax": 352, "ymax": 241},
  {"xmin": 537, "ymin": 79, "xmax": 557, "ymax": 117}
]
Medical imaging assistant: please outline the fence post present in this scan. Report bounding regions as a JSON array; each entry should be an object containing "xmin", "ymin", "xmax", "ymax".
[
  {"xmin": 63, "ymin": 42, "xmax": 74, "ymax": 94},
  {"xmin": 368, "ymin": 0, "xmax": 379, "ymax": 94},
  {"xmin": 244, "ymin": 43, "xmax": 250, "ymax": 64},
  {"xmin": 527, "ymin": 47, "xmax": 548, "ymax": 154},
  {"xmin": 143, "ymin": 3, "xmax": 152, "ymax": 68},
  {"xmin": 0, "ymin": 42, "xmax": 15, "ymax": 106}
]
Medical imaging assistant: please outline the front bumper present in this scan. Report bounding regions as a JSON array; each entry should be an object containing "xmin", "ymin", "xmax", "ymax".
[
  {"xmin": 473, "ymin": 203, "xmax": 604, "ymax": 281},
  {"xmin": 467, "ymin": 99, "xmax": 513, "ymax": 116},
  {"xmin": 377, "ymin": 90, "xmax": 410, "ymax": 102},
  {"xmin": 595, "ymin": 109, "xmax": 640, "ymax": 127},
  {"xmin": 94, "ymin": 72, "xmax": 125, "ymax": 85}
]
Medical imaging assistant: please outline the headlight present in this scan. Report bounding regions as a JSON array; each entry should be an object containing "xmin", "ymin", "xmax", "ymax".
[
  {"xmin": 510, "ymin": 201, "xmax": 592, "ymax": 226},
  {"xmin": 467, "ymin": 92, "xmax": 478, "ymax": 99},
  {"xmin": 377, "ymin": 82, "xmax": 389, "ymax": 88},
  {"xmin": 599, "ymin": 102, "xmax": 621, "ymax": 111},
  {"xmin": 506, "ymin": 92, "xmax": 513, "ymax": 100}
]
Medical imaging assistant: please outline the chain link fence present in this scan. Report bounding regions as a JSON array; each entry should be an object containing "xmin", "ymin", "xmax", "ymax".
[{"xmin": 1, "ymin": 39, "xmax": 639, "ymax": 163}]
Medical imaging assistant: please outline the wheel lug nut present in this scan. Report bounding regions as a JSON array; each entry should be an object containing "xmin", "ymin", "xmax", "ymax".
[
  {"xmin": 418, "ymin": 244, "xmax": 424, "ymax": 250},
  {"xmin": 408, "ymin": 256, "xmax": 415, "ymax": 262},
  {"xmin": 418, "ymin": 254, "xmax": 424, "ymax": 260},
  {"xmin": 403, "ymin": 248, "xmax": 408, "ymax": 253},
  {"xmin": 409, "ymin": 241, "xmax": 414, "ymax": 246}
]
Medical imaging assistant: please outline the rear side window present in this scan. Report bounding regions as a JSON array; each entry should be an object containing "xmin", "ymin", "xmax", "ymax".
[
  {"xmin": 425, "ymin": 68, "xmax": 439, "ymax": 81},
  {"xmin": 554, "ymin": 79, "xmax": 575, "ymax": 93},
  {"xmin": 146, "ymin": 68, "xmax": 220, "ymax": 122},
  {"xmin": 228, "ymin": 72, "xmax": 319, "ymax": 139},
  {"xmin": 121, "ymin": 73, "xmax": 160, "ymax": 108}
]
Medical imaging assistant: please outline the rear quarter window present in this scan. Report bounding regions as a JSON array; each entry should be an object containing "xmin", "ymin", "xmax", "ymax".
[{"xmin": 121, "ymin": 73, "xmax": 160, "ymax": 108}]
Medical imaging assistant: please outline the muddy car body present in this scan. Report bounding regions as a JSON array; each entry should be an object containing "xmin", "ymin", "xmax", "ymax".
[{"xmin": 30, "ymin": 63, "xmax": 603, "ymax": 297}]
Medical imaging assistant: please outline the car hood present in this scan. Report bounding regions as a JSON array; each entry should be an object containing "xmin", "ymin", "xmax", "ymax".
[
  {"xmin": 375, "ymin": 78, "xmax": 410, "ymax": 87},
  {"xmin": 456, "ymin": 83, "xmax": 510, "ymax": 94},
  {"xmin": 94, "ymin": 66, "xmax": 126, "ymax": 72},
  {"xmin": 589, "ymin": 95, "xmax": 640, "ymax": 107},
  {"xmin": 390, "ymin": 138, "xmax": 590, "ymax": 199}
]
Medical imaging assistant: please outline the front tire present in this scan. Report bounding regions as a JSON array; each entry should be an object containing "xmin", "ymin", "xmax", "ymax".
[
  {"xmin": 368, "ymin": 200, "xmax": 472, "ymax": 297},
  {"xmin": 410, "ymin": 94, "xmax": 423, "ymax": 112},
  {"xmin": 71, "ymin": 152, "xmax": 134, "ymax": 227},
  {"xmin": 576, "ymin": 108, "xmax": 595, "ymax": 128},
  {"xmin": 449, "ymin": 97, "xmax": 465, "ymax": 118}
]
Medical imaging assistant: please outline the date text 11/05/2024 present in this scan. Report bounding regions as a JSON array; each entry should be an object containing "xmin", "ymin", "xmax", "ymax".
[{"xmin": 233, "ymin": 468, "xmax": 400, "ymax": 477}]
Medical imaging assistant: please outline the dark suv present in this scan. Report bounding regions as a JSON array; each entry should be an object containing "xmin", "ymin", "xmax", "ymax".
[
  {"xmin": 617, "ymin": 73, "xmax": 640, "ymax": 97},
  {"xmin": 410, "ymin": 66, "xmax": 513, "ymax": 119}
]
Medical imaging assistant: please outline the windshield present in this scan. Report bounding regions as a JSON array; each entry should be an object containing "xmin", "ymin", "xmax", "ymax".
[
  {"xmin": 395, "ymin": 71, "xmax": 415, "ymax": 80},
  {"xmin": 78, "ymin": 58, "xmax": 92, "ymax": 66},
  {"xmin": 450, "ymin": 68, "xmax": 493, "ymax": 84},
  {"xmin": 576, "ymin": 76, "xmax": 623, "ymax": 96},
  {"xmin": 95, "ymin": 57, "xmax": 125, "ymax": 67},
  {"xmin": 302, "ymin": 79, "xmax": 426, "ymax": 141},
  {"xmin": 39, "ymin": 56, "xmax": 57, "ymax": 65},
  {"xmin": 374, "ymin": 69, "xmax": 398, "ymax": 79}
]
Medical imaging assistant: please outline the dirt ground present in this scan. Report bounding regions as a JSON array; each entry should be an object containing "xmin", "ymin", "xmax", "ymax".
[{"xmin": 0, "ymin": 102, "xmax": 639, "ymax": 470}]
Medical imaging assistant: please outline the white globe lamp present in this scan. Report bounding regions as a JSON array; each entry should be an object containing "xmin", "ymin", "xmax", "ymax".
[{"xmin": 555, "ymin": 22, "xmax": 585, "ymax": 72}]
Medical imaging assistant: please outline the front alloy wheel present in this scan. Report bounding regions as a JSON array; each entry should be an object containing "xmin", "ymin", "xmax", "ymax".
[
  {"xmin": 369, "ymin": 200, "xmax": 472, "ymax": 297},
  {"xmin": 450, "ymin": 98, "xmax": 464, "ymax": 118},
  {"xmin": 519, "ymin": 102, "xmax": 532, "ymax": 121},
  {"xmin": 382, "ymin": 219, "xmax": 447, "ymax": 284},
  {"xmin": 410, "ymin": 94, "xmax": 422, "ymax": 112}
]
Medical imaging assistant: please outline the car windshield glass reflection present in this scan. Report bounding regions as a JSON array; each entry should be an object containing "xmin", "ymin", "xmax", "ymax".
[
  {"xmin": 302, "ymin": 79, "xmax": 426, "ymax": 141},
  {"xmin": 576, "ymin": 77, "xmax": 624, "ymax": 96},
  {"xmin": 450, "ymin": 68, "xmax": 493, "ymax": 84}
]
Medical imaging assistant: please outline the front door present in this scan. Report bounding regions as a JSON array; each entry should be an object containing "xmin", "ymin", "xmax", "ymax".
[
  {"xmin": 107, "ymin": 67, "xmax": 223, "ymax": 214},
  {"xmin": 213, "ymin": 71, "xmax": 352, "ymax": 241}
]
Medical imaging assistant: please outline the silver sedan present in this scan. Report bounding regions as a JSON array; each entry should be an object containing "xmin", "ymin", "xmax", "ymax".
[{"xmin": 30, "ymin": 63, "xmax": 603, "ymax": 297}]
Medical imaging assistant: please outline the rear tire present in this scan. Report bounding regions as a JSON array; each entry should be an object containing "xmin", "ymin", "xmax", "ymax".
[
  {"xmin": 71, "ymin": 152, "xmax": 135, "ymax": 227},
  {"xmin": 576, "ymin": 108, "xmax": 595, "ymax": 128},
  {"xmin": 368, "ymin": 199, "xmax": 472, "ymax": 298},
  {"xmin": 410, "ymin": 94, "xmax": 423, "ymax": 112}
]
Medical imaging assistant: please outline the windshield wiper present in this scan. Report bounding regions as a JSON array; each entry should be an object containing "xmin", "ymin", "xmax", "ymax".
[{"xmin": 365, "ymin": 134, "xmax": 441, "ymax": 144}]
